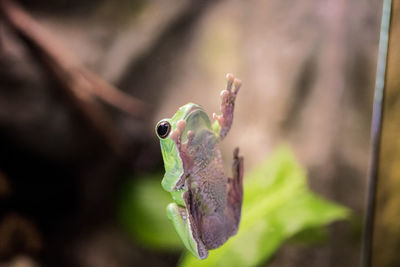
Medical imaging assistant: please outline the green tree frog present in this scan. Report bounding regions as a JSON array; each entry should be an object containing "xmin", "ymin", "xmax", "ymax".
[{"xmin": 155, "ymin": 74, "xmax": 243, "ymax": 259}]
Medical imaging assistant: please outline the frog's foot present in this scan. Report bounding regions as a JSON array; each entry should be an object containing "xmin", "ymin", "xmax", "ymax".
[
  {"xmin": 213, "ymin": 73, "xmax": 241, "ymax": 139},
  {"xmin": 170, "ymin": 121, "xmax": 196, "ymax": 151},
  {"xmin": 227, "ymin": 147, "xmax": 244, "ymax": 230},
  {"xmin": 169, "ymin": 120, "xmax": 187, "ymax": 147}
]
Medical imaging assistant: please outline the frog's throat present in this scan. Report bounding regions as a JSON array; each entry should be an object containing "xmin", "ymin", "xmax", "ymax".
[{"xmin": 184, "ymin": 105, "xmax": 202, "ymax": 120}]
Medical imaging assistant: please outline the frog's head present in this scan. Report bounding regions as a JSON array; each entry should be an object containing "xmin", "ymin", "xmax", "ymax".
[{"xmin": 155, "ymin": 103, "xmax": 211, "ymax": 192}]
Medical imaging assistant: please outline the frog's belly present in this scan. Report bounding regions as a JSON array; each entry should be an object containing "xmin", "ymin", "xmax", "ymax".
[
  {"xmin": 190, "ymin": 171, "xmax": 236, "ymax": 249},
  {"xmin": 200, "ymin": 213, "xmax": 237, "ymax": 249}
]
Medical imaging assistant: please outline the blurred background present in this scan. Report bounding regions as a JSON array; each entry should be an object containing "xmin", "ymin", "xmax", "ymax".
[{"xmin": 0, "ymin": 0, "xmax": 383, "ymax": 266}]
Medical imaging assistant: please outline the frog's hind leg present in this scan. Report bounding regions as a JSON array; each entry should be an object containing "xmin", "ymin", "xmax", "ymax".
[
  {"xmin": 182, "ymin": 189, "xmax": 209, "ymax": 259},
  {"xmin": 226, "ymin": 147, "xmax": 244, "ymax": 234},
  {"xmin": 212, "ymin": 73, "xmax": 241, "ymax": 139},
  {"xmin": 167, "ymin": 202, "xmax": 208, "ymax": 259}
]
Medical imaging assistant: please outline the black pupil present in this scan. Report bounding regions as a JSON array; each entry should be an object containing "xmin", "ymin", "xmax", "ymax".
[{"xmin": 157, "ymin": 122, "xmax": 170, "ymax": 138}]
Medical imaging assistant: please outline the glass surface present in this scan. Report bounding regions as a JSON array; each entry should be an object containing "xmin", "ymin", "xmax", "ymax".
[{"xmin": 0, "ymin": 0, "xmax": 386, "ymax": 266}]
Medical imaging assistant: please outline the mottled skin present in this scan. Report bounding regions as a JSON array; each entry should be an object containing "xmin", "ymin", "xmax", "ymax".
[{"xmin": 156, "ymin": 74, "xmax": 243, "ymax": 259}]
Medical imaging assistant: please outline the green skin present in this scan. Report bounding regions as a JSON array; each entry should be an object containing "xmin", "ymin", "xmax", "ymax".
[{"xmin": 155, "ymin": 74, "xmax": 243, "ymax": 259}]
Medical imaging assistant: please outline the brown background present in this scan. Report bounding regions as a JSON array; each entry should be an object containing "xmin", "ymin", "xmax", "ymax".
[{"xmin": 0, "ymin": 0, "xmax": 383, "ymax": 266}]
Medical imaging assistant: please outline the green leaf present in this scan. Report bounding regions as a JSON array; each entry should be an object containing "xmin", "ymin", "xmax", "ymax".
[
  {"xmin": 116, "ymin": 173, "xmax": 183, "ymax": 250},
  {"xmin": 289, "ymin": 226, "xmax": 328, "ymax": 245},
  {"xmin": 179, "ymin": 145, "xmax": 350, "ymax": 267}
]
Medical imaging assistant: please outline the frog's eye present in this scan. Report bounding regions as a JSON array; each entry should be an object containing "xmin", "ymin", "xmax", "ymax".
[{"xmin": 156, "ymin": 121, "xmax": 171, "ymax": 139}]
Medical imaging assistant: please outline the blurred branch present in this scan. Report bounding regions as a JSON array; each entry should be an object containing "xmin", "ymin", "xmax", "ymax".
[
  {"xmin": 0, "ymin": 0, "xmax": 148, "ymax": 153},
  {"xmin": 0, "ymin": 213, "xmax": 42, "ymax": 258}
]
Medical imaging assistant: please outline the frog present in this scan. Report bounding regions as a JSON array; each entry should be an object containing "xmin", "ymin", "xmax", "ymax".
[{"xmin": 155, "ymin": 74, "xmax": 244, "ymax": 259}]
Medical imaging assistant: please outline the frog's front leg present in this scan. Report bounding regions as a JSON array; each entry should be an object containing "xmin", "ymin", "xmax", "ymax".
[
  {"xmin": 168, "ymin": 121, "xmax": 208, "ymax": 259},
  {"xmin": 226, "ymin": 147, "xmax": 244, "ymax": 232},
  {"xmin": 169, "ymin": 120, "xmax": 195, "ymax": 187},
  {"xmin": 213, "ymin": 73, "xmax": 242, "ymax": 139}
]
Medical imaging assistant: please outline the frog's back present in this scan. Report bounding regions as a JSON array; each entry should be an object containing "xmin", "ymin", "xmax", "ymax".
[
  {"xmin": 188, "ymin": 132, "xmax": 238, "ymax": 249},
  {"xmin": 194, "ymin": 159, "xmax": 238, "ymax": 249}
]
